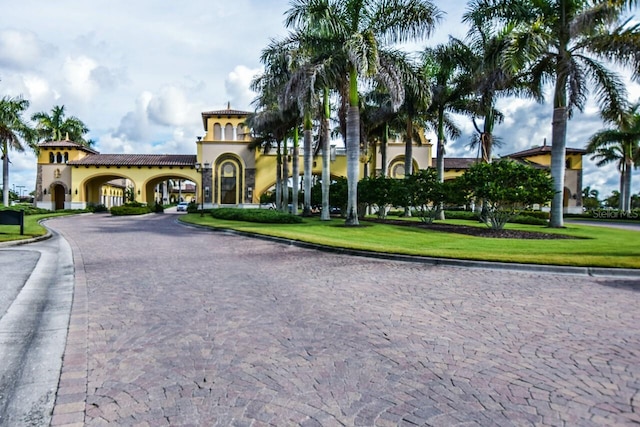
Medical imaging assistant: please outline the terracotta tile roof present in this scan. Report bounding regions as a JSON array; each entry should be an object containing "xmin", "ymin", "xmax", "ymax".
[
  {"xmin": 506, "ymin": 145, "xmax": 586, "ymax": 158},
  {"xmin": 434, "ymin": 157, "xmax": 480, "ymax": 170},
  {"xmin": 38, "ymin": 139, "xmax": 99, "ymax": 154},
  {"xmin": 68, "ymin": 154, "xmax": 197, "ymax": 167},
  {"xmin": 201, "ymin": 106, "xmax": 250, "ymax": 130}
]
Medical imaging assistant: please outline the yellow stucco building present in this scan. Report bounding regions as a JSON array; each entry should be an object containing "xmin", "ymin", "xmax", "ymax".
[{"xmin": 34, "ymin": 106, "xmax": 585, "ymax": 214}]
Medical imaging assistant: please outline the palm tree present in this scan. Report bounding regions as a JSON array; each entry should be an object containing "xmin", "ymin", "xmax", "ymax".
[
  {"xmin": 474, "ymin": 0, "xmax": 640, "ymax": 227},
  {"xmin": 31, "ymin": 105, "xmax": 90, "ymax": 145},
  {"xmin": 587, "ymin": 102, "xmax": 640, "ymax": 213},
  {"xmin": 453, "ymin": 8, "xmax": 532, "ymax": 164},
  {"xmin": 422, "ymin": 43, "xmax": 464, "ymax": 219},
  {"xmin": 285, "ymin": 0, "xmax": 442, "ymax": 225},
  {"xmin": 0, "ymin": 95, "xmax": 36, "ymax": 207}
]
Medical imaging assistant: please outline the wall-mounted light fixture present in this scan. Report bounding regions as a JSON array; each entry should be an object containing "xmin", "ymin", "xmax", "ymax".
[
  {"xmin": 43, "ymin": 189, "xmax": 47, "ymax": 195},
  {"xmin": 69, "ymin": 189, "xmax": 72, "ymax": 195},
  {"xmin": 137, "ymin": 189, "xmax": 141, "ymax": 195},
  {"xmin": 75, "ymin": 188, "xmax": 78, "ymax": 195}
]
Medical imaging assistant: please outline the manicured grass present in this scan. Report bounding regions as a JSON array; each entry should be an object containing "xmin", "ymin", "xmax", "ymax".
[
  {"xmin": 180, "ymin": 214, "xmax": 640, "ymax": 269},
  {"xmin": 0, "ymin": 212, "xmax": 78, "ymax": 242}
]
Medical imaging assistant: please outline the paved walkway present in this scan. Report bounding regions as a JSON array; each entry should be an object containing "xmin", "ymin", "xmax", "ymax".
[{"xmin": 44, "ymin": 214, "xmax": 639, "ymax": 426}]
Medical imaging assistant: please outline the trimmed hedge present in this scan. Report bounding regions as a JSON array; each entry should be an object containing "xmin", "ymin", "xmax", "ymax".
[
  {"xmin": 110, "ymin": 205, "xmax": 152, "ymax": 216},
  {"xmin": 210, "ymin": 208, "xmax": 303, "ymax": 224},
  {"xmin": 0, "ymin": 205, "xmax": 85, "ymax": 215}
]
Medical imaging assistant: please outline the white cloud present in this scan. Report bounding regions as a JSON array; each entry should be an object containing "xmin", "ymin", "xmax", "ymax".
[
  {"xmin": 0, "ymin": 29, "xmax": 49, "ymax": 70},
  {"xmin": 62, "ymin": 55, "xmax": 99, "ymax": 102},
  {"xmin": 22, "ymin": 75, "xmax": 57, "ymax": 105},
  {"xmin": 224, "ymin": 65, "xmax": 261, "ymax": 111},
  {"xmin": 147, "ymin": 86, "xmax": 196, "ymax": 127}
]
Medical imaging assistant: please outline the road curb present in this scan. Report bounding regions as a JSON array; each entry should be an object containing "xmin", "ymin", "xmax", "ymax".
[{"xmin": 177, "ymin": 220, "xmax": 640, "ymax": 279}]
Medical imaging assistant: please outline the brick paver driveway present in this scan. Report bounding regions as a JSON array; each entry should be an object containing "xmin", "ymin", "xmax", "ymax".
[{"xmin": 47, "ymin": 214, "xmax": 639, "ymax": 426}]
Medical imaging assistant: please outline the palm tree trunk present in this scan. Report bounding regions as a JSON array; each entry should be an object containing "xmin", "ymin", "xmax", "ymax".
[
  {"xmin": 2, "ymin": 143, "xmax": 9, "ymax": 207},
  {"xmin": 303, "ymin": 113, "xmax": 313, "ymax": 216},
  {"xmin": 276, "ymin": 141, "xmax": 282, "ymax": 210},
  {"xmin": 345, "ymin": 68, "xmax": 360, "ymax": 226},
  {"xmin": 436, "ymin": 108, "xmax": 445, "ymax": 220},
  {"xmin": 283, "ymin": 139, "xmax": 289, "ymax": 212},
  {"xmin": 623, "ymin": 159, "xmax": 632, "ymax": 213},
  {"xmin": 291, "ymin": 127, "xmax": 299, "ymax": 215},
  {"xmin": 345, "ymin": 104, "xmax": 360, "ymax": 225},
  {"xmin": 550, "ymin": 106, "xmax": 568, "ymax": 227},
  {"xmin": 321, "ymin": 89, "xmax": 331, "ymax": 221},
  {"xmin": 381, "ymin": 123, "xmax": 388, "ymax": 177},
  {"xmin": 404, "ymin": 118, "xmax": 413, "ymax": 217}
]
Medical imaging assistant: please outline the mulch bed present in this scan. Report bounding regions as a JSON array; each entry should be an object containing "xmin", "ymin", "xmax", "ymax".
[{"xmin": 364, "ymin": 218, "xmax": 577, "ymax": 240}]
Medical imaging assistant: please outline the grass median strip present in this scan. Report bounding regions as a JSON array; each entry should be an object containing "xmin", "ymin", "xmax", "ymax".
[
  {"xmin": 0, "ymin": 212, "xmax": 77, "ymax": 242},
  {"xmin": 180, "ymin": 214, "xmax": 640, "ymax": 269}
]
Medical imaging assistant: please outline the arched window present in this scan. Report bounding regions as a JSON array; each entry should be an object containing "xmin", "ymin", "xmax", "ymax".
[
  {"xmin": 224, "ymin": 123, "xmax": 234, "ymax": 141},
  {"xmin": 49, "ymin": 152, "xmax": 55, "ymax": 163},
  {"xmin": 237, "ymin": 124, "xmax": 247, "ymax": 140},
  {"xmin": 56, "ymin": 152, "xmax": 63, "ymax": 163},
  {"xmin": 64, "ymin": 152, "xmax": 69, "ymax": 163},
  {"xmin": 391, "ymin": 162, "xmax": 405, "ymax": 179},
  {"xmin": 213, "ymin": 123, "xmax": 222, "ymax": 140}
]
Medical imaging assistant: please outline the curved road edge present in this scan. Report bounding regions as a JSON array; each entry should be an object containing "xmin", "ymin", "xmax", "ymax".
[
  {"xmin": 0, "ymin": 226, "xmax": 74, "ymax": 426},
  {"xmin": 177, "ymin": 218, "xmax": 640, "ymax": 278}
]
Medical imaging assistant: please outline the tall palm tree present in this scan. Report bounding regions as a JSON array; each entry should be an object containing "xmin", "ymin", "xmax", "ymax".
[
  {"xmin": 0, "ymin": 95, "xmax": 36, "ymax": 206},
  {"xmin": 31, "ymin": 105, "xmax": 90, "ymax": 145},
  {"xmin": 587, "ymin": 102, "xmax": 640, "ymax": 213},
  {"xmin": 474, "ymin": 0, "xmax": 640, "ymax": 227},
  {"xmin": 285, "ymin": 0, "xmax": 442, "ymax": 225},
  {"xmin": 422, "ymin": 43, "xmax": 464, "ymax": 219},
  {"xmin": 453, "ymin": 8, "xmax": 531, "ymax": 165}
]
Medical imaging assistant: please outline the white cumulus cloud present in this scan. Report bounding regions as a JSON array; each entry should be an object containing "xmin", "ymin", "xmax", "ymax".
[{"xmin": 0, "ymin": 29, "xmax": 50, "ymax": 70}]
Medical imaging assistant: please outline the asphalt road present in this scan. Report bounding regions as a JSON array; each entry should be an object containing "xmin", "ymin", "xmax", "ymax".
[{"xmin": 1, "ymin": 213, "xmax": 639, "ymax": 426}]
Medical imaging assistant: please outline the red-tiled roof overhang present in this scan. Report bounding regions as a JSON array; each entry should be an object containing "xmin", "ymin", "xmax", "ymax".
[
  {"xmin": 38, "ymin": 140, "xmax": 99, "ymax": 154},
  {"xmin": 506, "ymin": 145, "xmax": 587, "ymax": 158},
  {"xmin": 434, "ymin": 158, "xmax": 480, "ymax": 170},
  {"xmin": 68, "ymin": 154, "xmax": 197, "ymax": 167},
  {"xmin": 201, "ymin": 108, "xmax": 250, "ymax": 130}
]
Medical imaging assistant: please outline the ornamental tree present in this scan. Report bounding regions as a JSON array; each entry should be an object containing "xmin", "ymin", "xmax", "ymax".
[{"xmin": 461, "ymin": 160, "xmax": 556, "ymax": 230}]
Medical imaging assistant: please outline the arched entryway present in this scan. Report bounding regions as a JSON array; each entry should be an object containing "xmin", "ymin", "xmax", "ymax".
[
  {"xmin": 216, "ymin": 156, "xmax": 243, "ymax": 205},
  {"xmin": 53, "ymin": 184, "xmax": 66, "ymax": 210}
]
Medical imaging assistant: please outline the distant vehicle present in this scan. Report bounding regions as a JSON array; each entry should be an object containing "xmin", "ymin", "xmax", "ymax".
[
  {"xmin": 260, "ymin": 202, "xmax": 276, "ymax": 210},
  {"xmin": 176, "ymin": 201, "xmax": 189, "ymax": 212}
]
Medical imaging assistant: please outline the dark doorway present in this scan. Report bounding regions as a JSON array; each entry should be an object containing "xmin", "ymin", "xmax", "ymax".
[{"xmin": 54, "ymin": 184, "xmax": 66, "ymax": 210}]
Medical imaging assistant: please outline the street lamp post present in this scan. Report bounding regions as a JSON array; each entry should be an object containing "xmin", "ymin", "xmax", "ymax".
[{"xmin": 194, "ymin": 162, "xmax": 210, "ymax": 217}]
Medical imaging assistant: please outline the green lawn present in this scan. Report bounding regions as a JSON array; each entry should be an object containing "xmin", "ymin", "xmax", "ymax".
[
  {"xmin": 180, "ymin": 214, "xmax": 640, "ymax": 269},
  {"xmin": 0, "ymin": 212, "xmax": 77, "ymax": 243}
]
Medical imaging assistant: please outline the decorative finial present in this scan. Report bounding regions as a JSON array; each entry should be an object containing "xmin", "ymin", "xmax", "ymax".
[
  {"xmin": 227, "ymin": 101, "xmax": 231, "ymax": 110},
  {"xmin": 65, "ymin": 132, "xmax": 70, "ymax": 141}
]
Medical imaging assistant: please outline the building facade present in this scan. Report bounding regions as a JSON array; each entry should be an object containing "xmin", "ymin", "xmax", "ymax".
[{"xmin": 34, "ymin": 106, "xmax": 585, "ymax": 214}]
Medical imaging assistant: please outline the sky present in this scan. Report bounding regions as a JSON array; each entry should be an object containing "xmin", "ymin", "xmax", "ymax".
[{"xmin": 1, "ymin": 0, "xmax": 638, "ymax": 200}]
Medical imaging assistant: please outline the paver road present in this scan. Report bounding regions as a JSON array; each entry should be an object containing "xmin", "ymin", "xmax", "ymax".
[{"xmin": 47, "ymin": 213, "xmax": 640, "ymax": 426}]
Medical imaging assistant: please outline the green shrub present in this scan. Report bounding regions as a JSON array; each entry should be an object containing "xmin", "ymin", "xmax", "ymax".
[
  {"xmin": 186, "ymin": 202, "xmax": 199, "ymax": 213},
  {"xmin": 110, "ymin": 204, "xmax": 151, "ymax": 216},
  {"xmin": 152, "ymin": 203, "xmax": 164, "ymax": 213},
  {"xmin": 0, "ymin": 205, "xmax": 51, "ymax": 215},
  {"xmin": 211, "ymin": 208, "xmax": 303, "ymax": 224},
  {"xmin": 87, "ymin": 203, "xmax": 109, "ymax": 213},
  {"xmin": 519, "ymin": 210, "xmax": 550, "ymax": 220},
  {"xmin": 510, "ymin": 215, "xmax": 548, "ymax": 225},
  {"xmin": 443, "ymin": 210, "xmax": 478, "ymax": 220}
]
